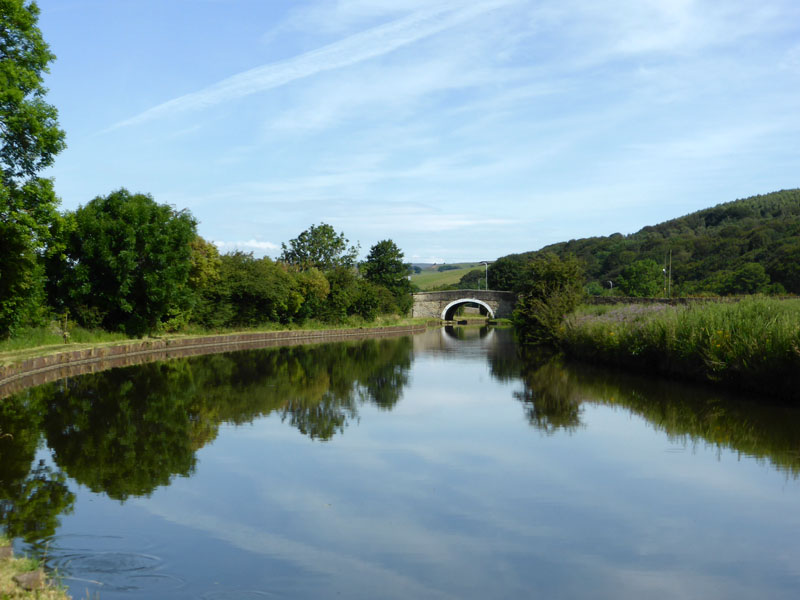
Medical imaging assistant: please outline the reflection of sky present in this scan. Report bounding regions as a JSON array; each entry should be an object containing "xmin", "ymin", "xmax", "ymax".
[{"xmin": 49, "ymin": 345, "xmax": 800, "ymax": 599}]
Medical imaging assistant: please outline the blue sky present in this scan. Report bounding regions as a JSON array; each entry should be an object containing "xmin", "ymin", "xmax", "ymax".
[{"xmin": 36, "ymin": 0, "xmax": 800, "ymax": 263}]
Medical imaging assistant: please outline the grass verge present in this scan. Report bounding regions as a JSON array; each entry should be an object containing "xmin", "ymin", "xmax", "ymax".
[
  {"xmin": 0, "ymin": 315, "xmax": 430, "ymax": 369},
  {"xmin": 560, "ymin": 296, "xmax": 800, "ymax": 401},
  {"xmin": 0, "ymin": 537, "xmax": 69, "ymax": 599}
]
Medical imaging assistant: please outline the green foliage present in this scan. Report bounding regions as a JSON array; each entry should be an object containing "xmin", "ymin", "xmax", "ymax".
[
  {"xmin": 214, "ymin": 251, "xmax": 303, "ymax": 327},
  {"xmin": 488, "ymin": 254, "xmax": 529, "ymax": 291},
  {"xmin": 493, "ymin": 189, "xmax": 800, "ymax": 296},
  {"xmin": 437, "ymin": 264, "xmax": 460, "ymax": 272},
  {"xmin": 562, "ymin": 298, "xmax": 800, "ymax": 400},
  {"xmin": 280, "ymin": 223, "xmax": 359, "ymax": 271},
  {"xmin": 513, "ymin": 253, "xmax": 585, "ymax": 345},
  {"xmin": 362, "ymin": 239, "xmax": 410, "ymax": 291},
  {"xmin": 0, "ymin": 1, "xmax": 66, "ymax": 337},
  {"xmin": 585, "ymin": 281, "xmax": 604, "ymax": 296},
  {"xmin": 361, "ymin": 239, "xmax": 412, "ymax": 314},
  {"xmin": 184, "ymin": 236, "xmax": 223, "ymax": 328},
  {"xmin": 617, "ymin": 259, "xmax": 663, "ymax": 297},
  {"xmin": 48, "ymin": 189, "xmax": 197, "ymax": 336},
  {"xmin": 458, "ymin": 268, "xmax": 486, "ymax": 289},
  {"xmin": 293, "ymin": 267, "xmax": 330, "ymax": 322},
  {"xmin": 692, "ymin": 262, "xmax": 773, "ymax": 296}
]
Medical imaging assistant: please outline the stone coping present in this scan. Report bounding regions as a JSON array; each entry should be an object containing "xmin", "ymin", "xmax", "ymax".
[{"xmin": 0, "ymin": 325, "xmax": 427, "ymax": 400}]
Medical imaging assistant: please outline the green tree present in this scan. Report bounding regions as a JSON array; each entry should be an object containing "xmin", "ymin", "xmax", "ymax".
[
  {"xmin": 216, "ymin": 251, "xmax": 303, "ymax": 326},
  {"xmin": 293, "ymin": 267, "xmax": 330, "ymax": 321},
  {"xmin": 0, "ymin": 0, "xmax": 67, "ymax": 337},
  {"xmin": 185, "ymin": 235, "xmax": 223, "ymax": 327},
  {"xmin": 458, "ymin": 268, "xmax": 485, "ymax": 289},
  {"xmin": 48, "ymin": 189, "xmax": 197, "ymax": 336},
  {"xmin": 362, "ymin": 240, "xmax": 409, "ymax": 289},
  {"xmin": 725, "ymin": 262, "xmax": 771, "ymax": 295},
  {"xmin": 617, "ymin": 259, "xmax": 663, "ymax": 297},
  {"xmin": 280, "ymin": 223, "xmax": 359, "ymax": 271},
  {"xmin": 488, "ymin": 254, "xmax": 531, "ymax": 291},
  {"xmin": 361, "ymin": 239, "xmax": 412, "ymax": 313},
  {"xmin": 513, "ymin": 253, "xmax": 584, "ymax": 346}
]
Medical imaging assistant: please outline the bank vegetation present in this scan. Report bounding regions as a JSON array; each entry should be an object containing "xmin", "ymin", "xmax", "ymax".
[{"xmin": 560, "ymin": 297, "xmax": 800, "ymax": 400}]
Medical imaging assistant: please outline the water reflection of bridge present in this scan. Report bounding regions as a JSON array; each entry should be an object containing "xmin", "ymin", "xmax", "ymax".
[{"xmin": 412, "ymin": 325, "xmax": 500, "ymax": 357}]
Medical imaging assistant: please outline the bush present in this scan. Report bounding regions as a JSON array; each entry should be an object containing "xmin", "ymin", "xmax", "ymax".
[{"xmin": 513, "ymin": 253, "xmax": 585, "ymax": 345}]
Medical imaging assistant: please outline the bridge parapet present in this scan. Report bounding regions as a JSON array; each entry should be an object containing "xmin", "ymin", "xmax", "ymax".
[{"xmin": 412, "ymin": 290, "xmax": 516, "ymax": 320}]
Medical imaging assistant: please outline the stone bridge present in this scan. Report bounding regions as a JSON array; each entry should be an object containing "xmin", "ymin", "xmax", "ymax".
[{"xmin": 411, "ymin": 290, "xmax": 517, "ymax": 320}]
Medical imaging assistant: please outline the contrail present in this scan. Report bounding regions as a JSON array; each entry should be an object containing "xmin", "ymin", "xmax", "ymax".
[{"xmin": 107, "ymin": 0, "xmax": 516, "ymax": 131}]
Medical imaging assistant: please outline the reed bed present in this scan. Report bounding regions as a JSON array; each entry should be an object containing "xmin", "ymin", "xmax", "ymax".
[{"xmin": 561, "ymin": 297, "xmax": 800, "ymax": 400}]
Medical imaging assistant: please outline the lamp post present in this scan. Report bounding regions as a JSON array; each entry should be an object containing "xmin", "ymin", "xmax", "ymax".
[{"xmin": 480, "ymin": 261, "xmax": 489, "ymax": 290}]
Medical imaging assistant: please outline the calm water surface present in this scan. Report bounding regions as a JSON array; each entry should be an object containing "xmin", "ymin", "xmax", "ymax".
[{"xmin": 2, "ymin": 327, "xmax": 799, "ymax": 599}]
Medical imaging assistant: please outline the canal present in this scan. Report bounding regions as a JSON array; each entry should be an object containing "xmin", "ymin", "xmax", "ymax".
[{"xmin": 1, "ymin": 326, "xmax": 799, "ymax": 599}]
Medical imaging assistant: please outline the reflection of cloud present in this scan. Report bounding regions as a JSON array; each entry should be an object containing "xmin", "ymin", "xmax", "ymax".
[
  {"xmin": 108, "ymin": 0, "xmax": 517, "ymax": 130},
  {"xmin": 137, "ymin": 503, "xmax": 458, "ymax": 599},
  {"xmin": 129, "ymin": 349, "xmax": 800, "ymax": 599}
]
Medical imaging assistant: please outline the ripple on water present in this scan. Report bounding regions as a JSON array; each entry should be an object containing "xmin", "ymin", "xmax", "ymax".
[
  {"xmin": 51, "ymin": 551, "xmax": 185, "ymax": 593},
  {"xmin": 51, "ymin": 533, "xmax": 156, "ymax": 553}
]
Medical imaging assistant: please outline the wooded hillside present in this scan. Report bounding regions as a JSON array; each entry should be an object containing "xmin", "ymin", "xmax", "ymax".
[{"xmin": 490, "ymin": 189, "xmax": 800, "ymax": 295}]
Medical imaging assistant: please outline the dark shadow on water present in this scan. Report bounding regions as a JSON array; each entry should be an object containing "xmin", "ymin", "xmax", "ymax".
[{"xmin": 515, "ymin": 349, "xmax": 800, "ymax": 476}]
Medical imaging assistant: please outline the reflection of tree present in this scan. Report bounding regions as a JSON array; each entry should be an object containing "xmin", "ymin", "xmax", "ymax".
[
  {"xmin": 282, "ymin": 394, "xmax": 357, "ymax": 440},
  {"xmin": 514, "ymin": 356, "xmax": 584, "ymax": 435},
  {"xmin": 42, "ymin": 362, "xmax": 206, "ymax": 501},
  {"xmin": 357, "ymin": 338, "xmax": 412, "ymax": 411},
  {"xmin": 0, "ymin": 393, "xmax": 75, "ymax": 546},
  {"xmin": 486, "ymin": 328, "xmax": 523, "ymax": 382},
  {"xmin": 0, "ymin": 461, "xmax": 75, "ymax": 547},
  {"xmin": 0, "ymin": 335, "xmax": 416, "ymax": 518},
  {"xmin": 570, "ymin": 364, "xmax": 800, "ymax": 476},
  {"xmin": 515, "ymin": 352, "xmax": 800, "ymax": 475}
]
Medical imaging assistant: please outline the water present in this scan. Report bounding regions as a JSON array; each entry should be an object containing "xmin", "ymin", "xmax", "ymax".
[{"xmin": 2, "ymin": 326, "xmax": 799, "ymax": 599}]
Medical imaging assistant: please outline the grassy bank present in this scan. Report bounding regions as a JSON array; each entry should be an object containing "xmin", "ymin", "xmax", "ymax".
[
  {"xmin": 560, "ymin": 297, "xmax": 800, "ymax": 400},
  {"xmin": 0, "ymin": 537, "xmax": 69, "ymax": 599},
  {"xmin": 0, "ymin": 315, "xmax": 429, "ymax": 368}
]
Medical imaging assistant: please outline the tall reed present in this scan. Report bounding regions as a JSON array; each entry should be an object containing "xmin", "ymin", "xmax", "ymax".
[{"xmin": 561, "ymin": 297, "xmax": 800, "ymax": 400}]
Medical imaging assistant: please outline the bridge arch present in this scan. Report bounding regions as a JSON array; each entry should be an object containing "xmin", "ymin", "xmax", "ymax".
[
  {"xmin": 441, "ymin": 298, "xmax": 495, "ymax": 321},
  {"xmin": 411, "ymin": 290, "xmax": 516, "ymax": 320}
]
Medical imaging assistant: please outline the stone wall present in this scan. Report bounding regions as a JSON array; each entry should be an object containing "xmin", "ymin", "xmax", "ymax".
[
  {"xmin": 0, "ymin": 325, "xmax": 426, "ymax": 400},
  {"xmin": 412, "ymin": 290, "xmax": 517, "ymax": 319}
]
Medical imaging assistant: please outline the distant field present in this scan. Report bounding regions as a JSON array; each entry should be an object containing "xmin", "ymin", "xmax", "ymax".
[{"xmin": 411, "ymin": 263, "xmax": 484, "ymax": 290}]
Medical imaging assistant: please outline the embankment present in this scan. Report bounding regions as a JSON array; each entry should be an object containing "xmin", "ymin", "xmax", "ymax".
[{"xmin": 0, "ymin": 325, "xmax": 427, "ymax": 400}]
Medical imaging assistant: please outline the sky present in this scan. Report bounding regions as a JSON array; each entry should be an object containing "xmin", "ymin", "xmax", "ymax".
[{"xmin": 35, "ymin": 0, "xmax": 800, "ymax": 263}]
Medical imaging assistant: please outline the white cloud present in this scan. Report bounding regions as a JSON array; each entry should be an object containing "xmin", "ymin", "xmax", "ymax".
[{"xmin": 108, "ymin": 0, "xmax": 518, "ymax": 130}]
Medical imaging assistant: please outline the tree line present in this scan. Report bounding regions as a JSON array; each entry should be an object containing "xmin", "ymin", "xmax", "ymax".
[
  {"xmin": 488, "ymin": 189, "xmax": 800, "ymax": 297},
  {"xmin": 0, "ymin": 2, "xmax": 412, "ymax": 339},
  {"xmin": 25, "ymin": 188, "xmax": 413, "ymax": 338}
]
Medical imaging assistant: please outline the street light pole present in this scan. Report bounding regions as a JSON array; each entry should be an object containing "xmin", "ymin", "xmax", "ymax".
[{"xmin": 480, "ymin": 261, "xmax": 488, "ymax": 290}]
